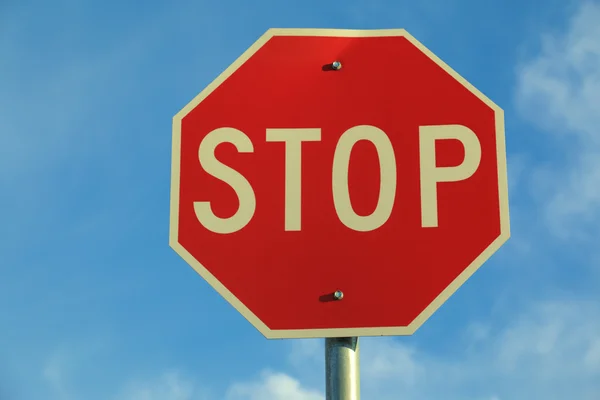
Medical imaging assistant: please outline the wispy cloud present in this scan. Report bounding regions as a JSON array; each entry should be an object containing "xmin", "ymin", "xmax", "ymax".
[
  {"xmin": 116, "ymin": 371, "xmax": 209, "ymax": 400},
  {"xmin": 41, "ymin": 346, "xmax": 210, "ymax": 400},
  {"xmin": 515, "ymin": 0, "xmax": 600, "ymax": 239},
  {"xmin": 3, "ymin": 1, "xmax": 600, "ymax": 400},
  {"xmin": 226, "ymin": 371, "xmax": 323, "ymax": 400},
  {"xmin": 34, "ymin": 298, "xmax": 600, "ymax": 400},
  {"xmin": 43, "ymin": 353, "xmax": 71, "ymax": 400},
  {"xmin": 278, "ymin": 300, "xmax": 600, "ymax": 400},
  {"xmin": 39, "ymin": 335, "xmax": 115, "ymax": 400}
]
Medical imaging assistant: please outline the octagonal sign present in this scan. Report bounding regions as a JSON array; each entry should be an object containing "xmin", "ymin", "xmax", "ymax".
[{"xmin": 170, "ymin": 28, "xmax": 510, "ymax": 339}]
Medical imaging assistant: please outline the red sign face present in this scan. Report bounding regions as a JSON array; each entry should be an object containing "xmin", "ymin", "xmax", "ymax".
[{"xmin": 170, "ymin": 29, "xmax": 510, "ymax": 339}]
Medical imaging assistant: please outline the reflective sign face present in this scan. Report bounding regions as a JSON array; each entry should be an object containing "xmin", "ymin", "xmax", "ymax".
[{"xmin": 170, "ymin": 29, "xmax": 510, "ymax": 339}]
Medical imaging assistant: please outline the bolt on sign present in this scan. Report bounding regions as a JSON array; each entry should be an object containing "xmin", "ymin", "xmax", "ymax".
[{"xmin": 169, "ymin": 28, "xmax": 510, "ymax": 339}]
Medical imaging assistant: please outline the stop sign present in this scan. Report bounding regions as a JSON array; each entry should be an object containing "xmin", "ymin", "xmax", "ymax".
[{"xmin": 170, "ymin": 28, "xmax": 510, "ymax": 339}]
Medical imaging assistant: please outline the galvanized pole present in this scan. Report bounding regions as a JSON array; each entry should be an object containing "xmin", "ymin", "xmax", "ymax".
[{"xmin": 325, "ymin": 337, "xmax": 360, "ymax": 400}]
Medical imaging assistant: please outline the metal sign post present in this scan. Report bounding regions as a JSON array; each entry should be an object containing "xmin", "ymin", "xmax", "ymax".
[{"xmin": 325, "ymin": 337, "xmax": 360, "ymax": 400}]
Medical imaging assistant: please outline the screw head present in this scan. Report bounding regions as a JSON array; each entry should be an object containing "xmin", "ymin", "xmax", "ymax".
[
  {"xmin": 333, "ymin": 290, "xmax": 344, "ymax": 300},
  {"xmin": 332, "ymin": 61, "xmax": 342, "ymax": 70}
]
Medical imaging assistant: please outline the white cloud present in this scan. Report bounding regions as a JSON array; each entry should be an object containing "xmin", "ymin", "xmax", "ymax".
[
  {"xmin": 361, "ymin": 338, "xmax": 423, "ymax": 386},
  {"xmin": 42, "ymin": 356, "xmax": 209, "ymax": 400},
  {"xmin": 38, "ymin": 299, "xmax": 600, "ymax": 400},
  {"xmin": 41, "ymin": 362, "xmax": 321, "ymax": 400},
  {"xmin": 274, "ymin": 300, "xmax": 600, "ymax": 400},
  {"xmin": 288, "ymin": 339, "xmax": 322, "ymax": 369},
  {"xmin": 42, "ymin": 353, "xmax": 71, "ymax": 400},
  {"xmin": 41, "ymin": 336, "xmax": 112, "ymax": 400},
  {"xmin": 493, "ymin": 301, "xmax": 600, "ymax": 378},
  {"xmin": 8, "ymin": 2, "xmax": 600, "ymax": 400},
  {"xmin": 226, "ymin": 371, "xmax": 323, "ymax": 400},
  {"xmin": 116, "ymin": 372, "xmax": 208, "ymax": 400},
  {"xmin": 515, "ymin": 0, "xmax": 600, "ymax": 238}
]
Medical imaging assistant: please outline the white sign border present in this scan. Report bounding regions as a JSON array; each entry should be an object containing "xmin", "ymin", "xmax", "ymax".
[{"xmin": 170, "ymin": 28, "xmax": 510, "ymax": 339}]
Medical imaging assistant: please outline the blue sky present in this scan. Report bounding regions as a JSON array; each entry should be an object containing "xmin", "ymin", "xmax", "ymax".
[{"xmin": 1, "ymin": 0, "xmax": 600, "ymax": 399}]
